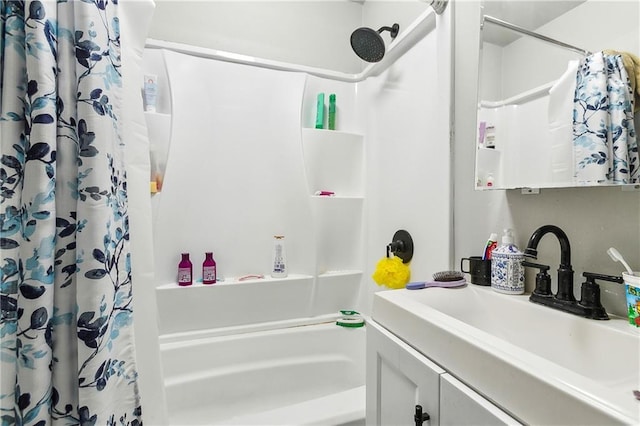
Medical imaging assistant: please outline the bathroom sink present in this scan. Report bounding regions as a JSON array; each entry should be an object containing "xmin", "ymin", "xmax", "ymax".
[{"xmin": 372, "ymin": 285, "xmax": 640, "ymax": 425}]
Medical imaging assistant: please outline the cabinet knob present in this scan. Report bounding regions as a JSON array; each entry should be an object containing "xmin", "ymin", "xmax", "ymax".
[{"xmin": 414, "ymin": 405, "xmax": 430, "ymax": 426}]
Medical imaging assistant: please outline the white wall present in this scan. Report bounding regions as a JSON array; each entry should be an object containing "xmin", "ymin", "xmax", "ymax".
[
  {"xmin": 454, "ymin": 0, "xmax": 640, "ymax": 318},
  {"xmin": 499, "ymin": 0, "xmax": 639, "ymax": 98},
  {"xmin": 148, "ymin": 1, "xmax": 429, "ymax": 74},
  {"xmin": 479, "ymin": 43, "xmax": 502, "ymax": 101},
  {"xmin": 154, "ymin": 51, "xmax": 313, "ymax": 283},
  {"xmin": 360, "ymin": 6, "xmax": 453, "ymax": 311}
]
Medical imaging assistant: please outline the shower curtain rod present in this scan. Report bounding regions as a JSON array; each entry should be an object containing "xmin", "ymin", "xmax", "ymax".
[
  {"xmin": 145, "ymin": 7, "xmax": 437, "ymax": 83},
  {"xmin": 482, "ymin": 15, "xmax": 591, "ymax": 57}
]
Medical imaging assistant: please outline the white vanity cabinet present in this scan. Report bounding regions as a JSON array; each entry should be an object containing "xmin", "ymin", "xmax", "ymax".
[
  {"xmin": 439, "ymin": 374, "xmax": 520, "ymax": 425},
  {"xmin": 366, "ymin": 320, "xmax": 521, "ymax": 426},
  {"xmin": 366, "ymin": 319, "xmax": 444, "ymax": 425}
]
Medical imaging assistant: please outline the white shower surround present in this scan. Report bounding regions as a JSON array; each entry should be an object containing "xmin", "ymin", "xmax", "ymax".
[{"xmin": 140, "ymin": 4, "xmax": 452, "ymax": 423}]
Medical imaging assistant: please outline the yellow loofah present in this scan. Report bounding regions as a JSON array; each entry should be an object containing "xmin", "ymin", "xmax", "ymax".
[{"xmin": 372, "ymin": 256, "xmax": 411, "ymax": 289}]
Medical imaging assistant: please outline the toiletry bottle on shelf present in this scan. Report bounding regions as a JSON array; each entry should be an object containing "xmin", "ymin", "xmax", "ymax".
[
  {"xmin": 486, "ymin": 173, "xmax": 495, "ymax": 188},
  {"xmin": 202, "ymin": 252, "xmax": 217, "ymax": 284},
  {"xmin": 490, "ymin": 229, "xmax": 524, "ymax": 294},
  {"xmin": 478, "ymin": 121, "xmax": 486, "ymax": 147},
  {"xmin": 328, "ymin": 94, "xmax": 336, "ymax": 130},
  {"xmin": 315, "ymin": 93, "xmax": 325, "ymax": 129},
  {"xmin": 485, "ymin": 124, "xmax": 496, "ymax": 149},
  {"xmin": 178, "ymin": 253, "xmax": 193, "ymax": 286},
  {"xmin": 271, "ymin": 235, "xmax": 287, "ymax": 278},
  {"xmin": 143, "ymin": 74, "xmax": 158, "ymax": 112}
]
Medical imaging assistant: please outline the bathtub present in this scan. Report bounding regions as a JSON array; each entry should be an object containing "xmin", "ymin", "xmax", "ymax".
[{"xmin": 160, "ymin": 317, "xmax": 366, "ymax": 425}]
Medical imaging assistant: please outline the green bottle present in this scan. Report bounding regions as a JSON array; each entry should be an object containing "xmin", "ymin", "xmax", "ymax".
[
  {"xmin": 328, "ymin": 94, "xmax": 336, "ymax": 130},
  {"xmin": 315, "ymin": 93, "xmax": 325, "ymax": 129}
]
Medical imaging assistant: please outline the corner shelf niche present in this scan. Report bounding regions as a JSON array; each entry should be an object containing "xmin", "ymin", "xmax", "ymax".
[
  {"xmin": 475, "ymin": 147, "xmax": 501, "ymax": 189},
  {"xmin": 144, "ymin": 111, "xmax": 172, "ymax": 195},
  {"xmin": 301, "ymin": 127, "xmax": 364, "ymax": 314},
  {"xmin": 302, "ymin": 128, "xmax": 364, "ymax": 273},
  {"xmin": 301, "ymin": 128, "xmax": 364, "ymax": 197}
]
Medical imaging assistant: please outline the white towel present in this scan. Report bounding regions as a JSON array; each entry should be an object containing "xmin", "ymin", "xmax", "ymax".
[{"xmin": 548, "ymin": 60, "xmax": 579, "ymax": 184}]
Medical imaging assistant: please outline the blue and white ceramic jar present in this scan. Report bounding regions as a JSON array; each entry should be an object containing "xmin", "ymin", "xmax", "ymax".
[{"xmin": 491, "ymin": 229, "xmax": 524, "ymax": 294}]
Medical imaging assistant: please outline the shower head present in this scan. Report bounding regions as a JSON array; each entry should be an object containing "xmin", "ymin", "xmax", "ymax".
[{"xmin": 350, "ymin": 23, "xmax": 399, "ymax": 63}]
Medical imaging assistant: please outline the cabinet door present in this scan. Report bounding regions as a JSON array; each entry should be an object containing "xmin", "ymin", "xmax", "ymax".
[
  {"xmin": 440, "ymin": 374, "xmax": 521, "ymax": 426},
  {"xmin": 367, "ymin": 320, "xmax": 445, "ymax": 426}
]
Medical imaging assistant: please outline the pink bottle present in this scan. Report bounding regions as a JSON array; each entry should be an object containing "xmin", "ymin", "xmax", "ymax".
[
  {"xmin": 178, "ymin": 253, "xmax": 193, "ymax": 286},
  {"xmin": 202, "ymin": 252, "xmax": 217, "ymax": 284}
]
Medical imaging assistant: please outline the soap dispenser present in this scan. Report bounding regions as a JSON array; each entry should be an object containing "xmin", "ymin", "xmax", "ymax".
[{"xmin": 491, "ymin": 229, "xmax": 525, "ymax": 294}]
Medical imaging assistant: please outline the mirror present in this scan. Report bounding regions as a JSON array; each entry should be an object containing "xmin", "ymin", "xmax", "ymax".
[{"xmin": 475, "ymin": 1, "xmax": 640, "ymax": 190}]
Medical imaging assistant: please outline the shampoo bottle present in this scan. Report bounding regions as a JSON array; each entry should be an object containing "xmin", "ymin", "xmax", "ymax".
[
  {"xmin": 178, "ymin": 253, "xmax": 193, "ymax": 286},
  {"xmin": 143, "ymin": 74, "xmax": 158, "ymax": 112},
  {"xmin": 490, "ymin": 229, "xmax": 524, "ymax": 294},
  {"xmin": 315, "ymin": 93, "xmax": 325, "ymax": 129},
  {"xmin": 271, "ymin": 235, "xmax": 287, "ymax": 278},
  {"xmin": 328, "ymin": 94, "xmax": 336, "ymax": 130},
  {"xmin": 202, "ymin": 252, "xmax": 217, "ymax": 284}
]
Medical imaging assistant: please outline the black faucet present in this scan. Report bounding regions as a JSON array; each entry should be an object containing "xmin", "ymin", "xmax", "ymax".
[
  {"xmin": 523, "ymin": 225, "xmax": 623, "ymax": 320},
  {"xmin": 524, "ymin": 225, "xmax": 575, "ymax": 302}
]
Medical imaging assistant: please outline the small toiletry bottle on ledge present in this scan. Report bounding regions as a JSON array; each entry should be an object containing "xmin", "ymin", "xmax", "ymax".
[
  {"xmin": 486, "ymin": 173, "xmax": 494, "ymax": 188},
  {"xmin": 203, "ymin": 252, "xmax": 217, "ymax": 284},
  {"xmin": 328, "ymin": 94, "xmax": 336, "ymax": 130},
  {"xmin": 315, "ymin": 93, "xmax": 325, "ymax": 129},
  {"xmin": 271, "ymin": 235, "xmax": 287, "ymax": 278},
  {"xmin": 478, "ymin": 121, "xmax": 486, "ymax": 147},
  {"xmin": 490, "ymin": 229, "xmax": 524, "ymax": 294},
  {"xmin": 178, "ymin": 253, "xmax": 193, "ymax": 286},
  {"xmin": 143, "ymin": 74, "xmax": 158, "ymax": 112},
  {"xmin": 484, "ymin": 124, "xmax": 496, "ymax": 149}
]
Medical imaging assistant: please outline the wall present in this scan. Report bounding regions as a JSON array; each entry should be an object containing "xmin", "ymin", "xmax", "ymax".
[
  {"xmin": 500, "ymin": 0, "xmax": 640, "ymax": 98},
  {"xmin": 147, "ymin": 1, "xmax": 429, "ymax": 74},
  {"xmin": 360, "ymin": 6, "xmax": 453, "ymax": 312},
  {"xmin": 454, "ymin": 0, "xmax": 640, "ymax": 318}
]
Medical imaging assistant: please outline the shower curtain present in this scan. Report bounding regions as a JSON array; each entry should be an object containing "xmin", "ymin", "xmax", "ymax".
[
  {"xmin": 1, "ymin": 1, "xmax": 142, "ymax": 424},
  {"xmin": 573, "ymin": 51, "xmax": 639, "ymax": 184}
]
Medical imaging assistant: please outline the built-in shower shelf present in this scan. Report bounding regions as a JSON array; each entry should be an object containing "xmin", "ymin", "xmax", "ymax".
[
  {"xmin": 311, "ymin": 195, "xmax": 364, "ymax": 200},
  {"xmin": 145, "ymin": 111, "xmax": 172, "ymax": 195},
  {"xmin": 144, "ymin": 111, "xmax": 171, "ymax": 118},
  {"xmin": 156, "ymin": 273, "xmax": 314, "ymax": 290},
  {"xmin": 475, "ymin": 146, "xmax": 502, "ymax": 189},
  {"xmin": 302, "ymin": 128, "xmax": 364, "ymax": 197},
  {"xmin": 301, "ymin": 82, "xmax": 365, "ymax": 314},
  {"xmin": 318, "ymin": 270, "xmax": 363, "ymax": 278},
  {"xmin": 156, "ymin": 274, "xmax": 316, "ymax": 334},
  {"xmin": 301, "ymin": 128, "xmax": 362, "ymax": 138}
]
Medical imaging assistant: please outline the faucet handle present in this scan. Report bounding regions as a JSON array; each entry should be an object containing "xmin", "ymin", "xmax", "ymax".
[
  {"xmin": 579, "ymin": 272, "xmax": 623, "ymax": 320},
  {"xmin": 523, "ymin": 261, "xmax": 552, "ymax": 296},
  {"xmin": 581, "ymin": 271, "xmax": 624, "ymax": 284}
]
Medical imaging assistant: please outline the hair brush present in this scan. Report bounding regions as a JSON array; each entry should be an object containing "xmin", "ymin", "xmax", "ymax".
[{"xmin": 406, "ymin": 270, "xmax": 466, "ymax": 290}]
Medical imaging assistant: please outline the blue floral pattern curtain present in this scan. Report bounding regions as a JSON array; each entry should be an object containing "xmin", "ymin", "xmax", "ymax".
[
  {"xmin": 1, "ymin": 1, "xmax": 142, "ymax": 424},
  {"xmin": 573, "ymin": 51, "xmax": 638, "ymax": 184}
]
